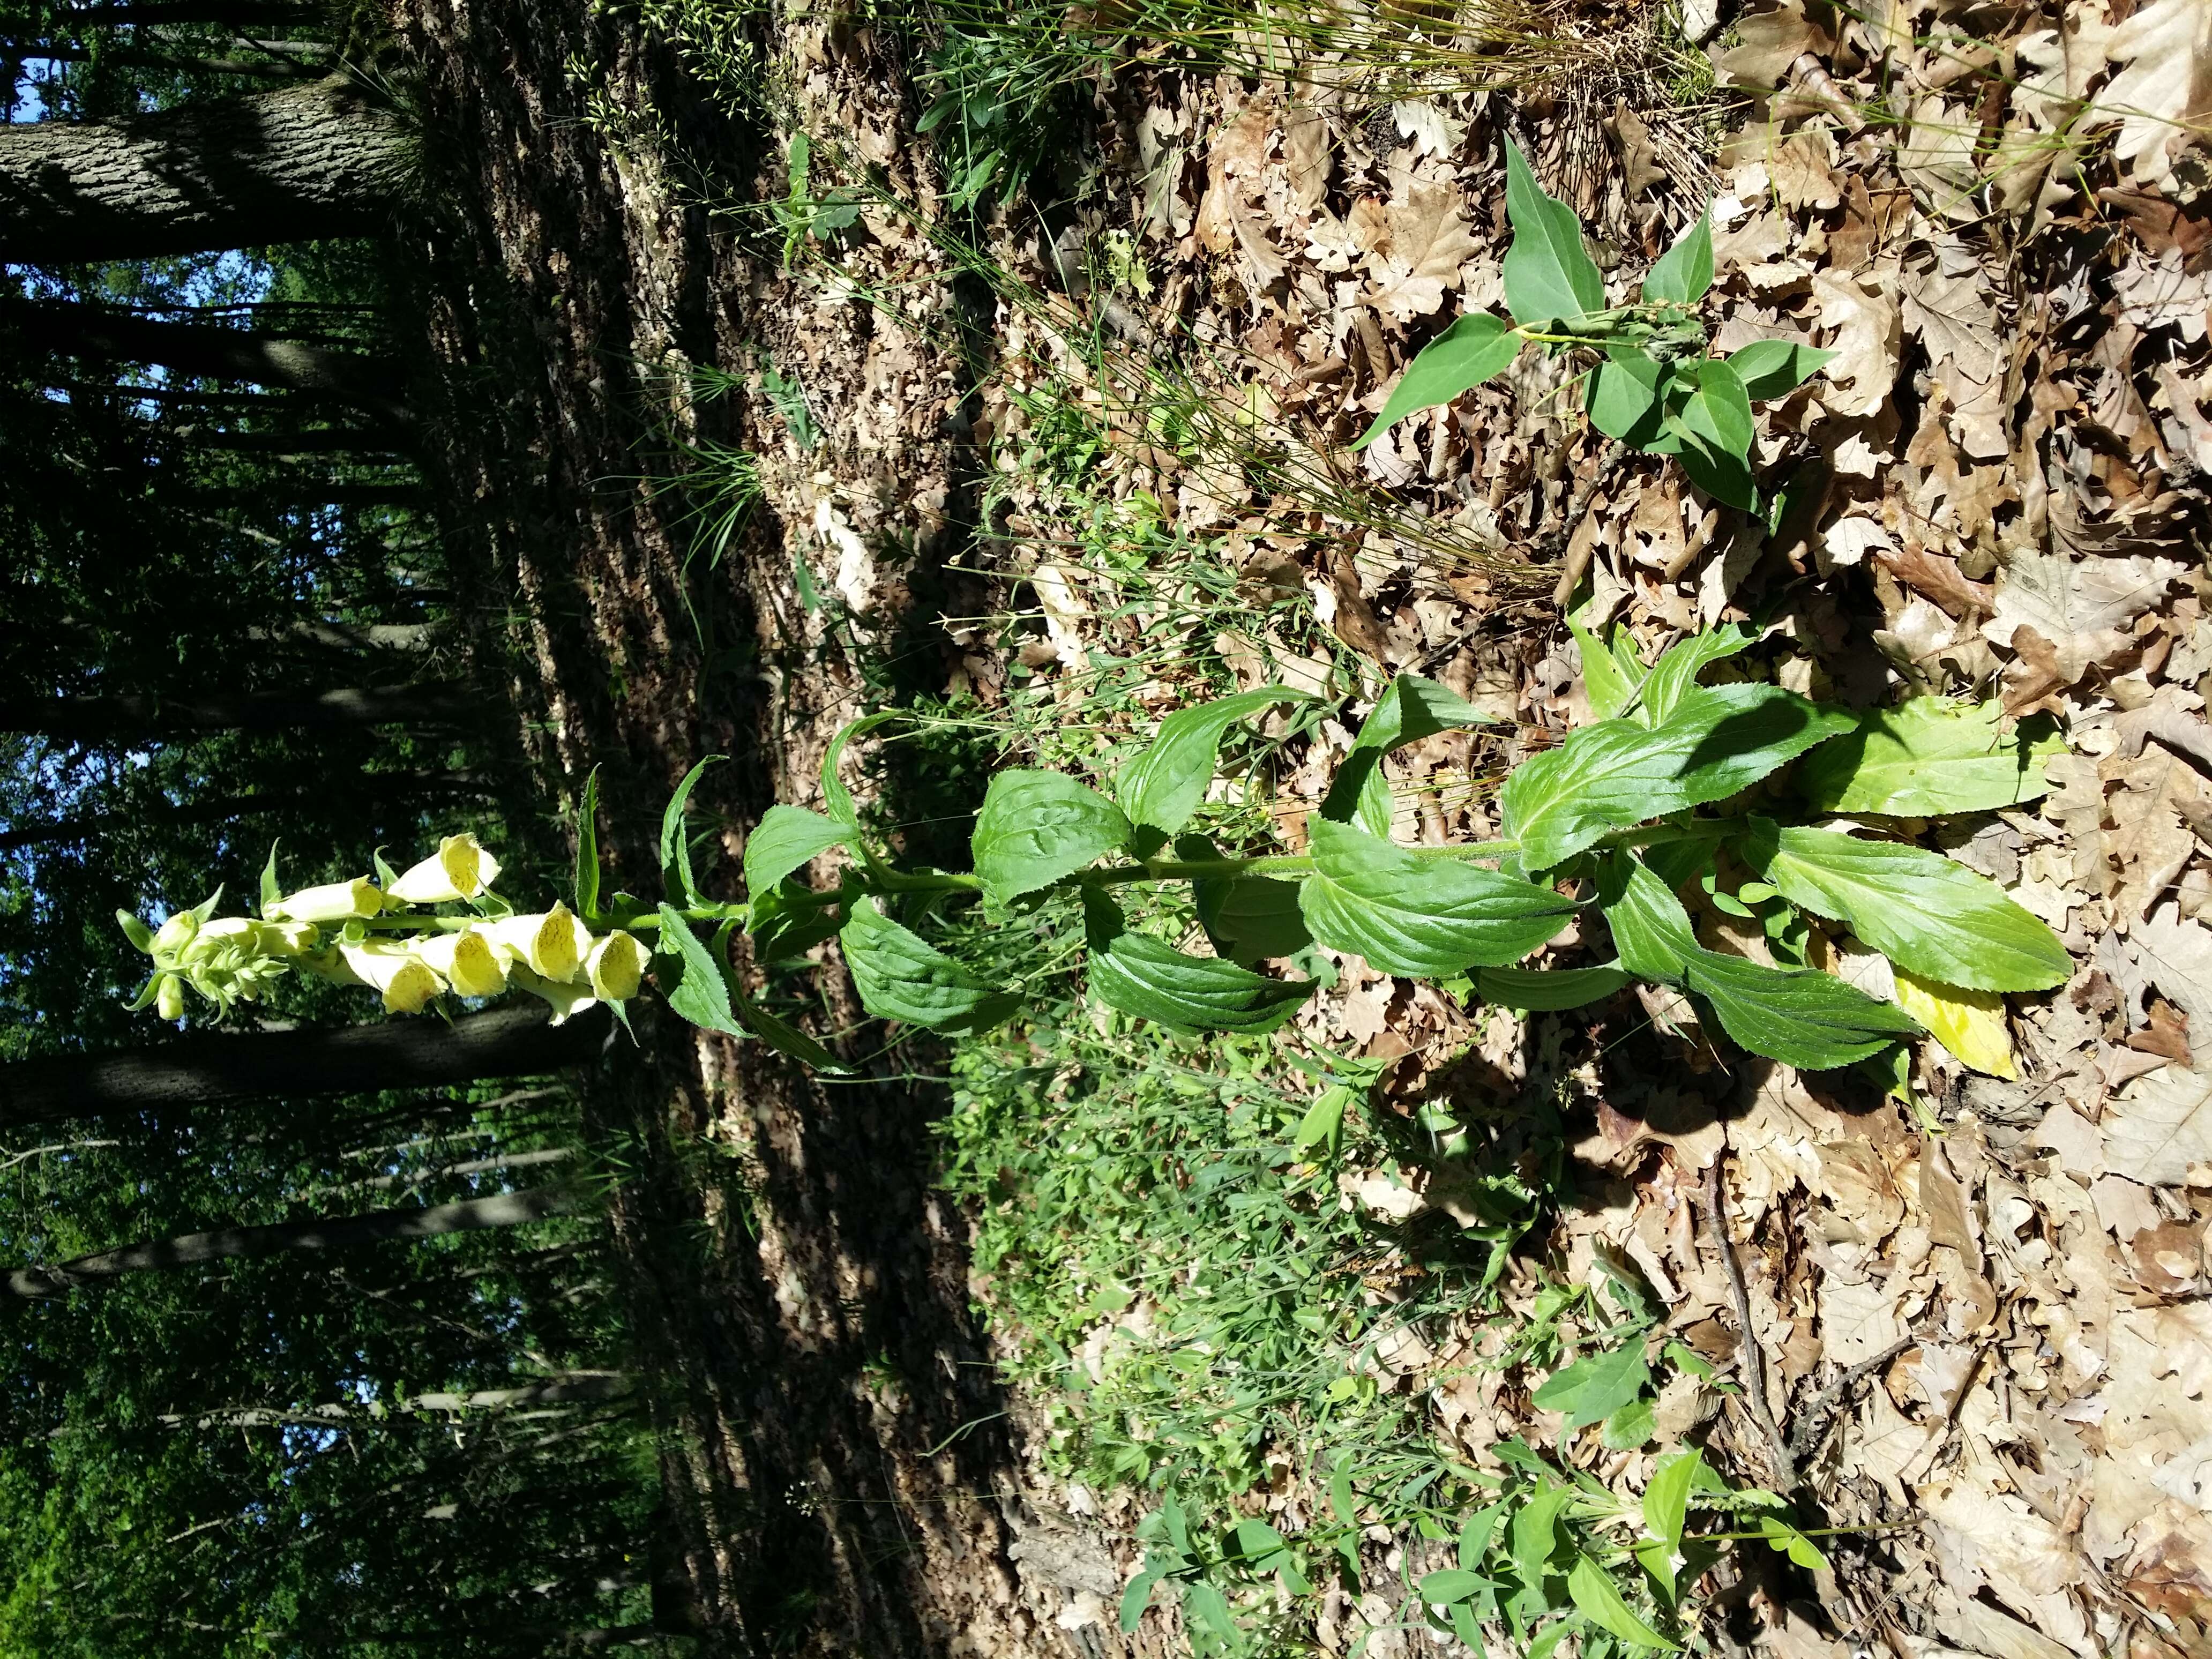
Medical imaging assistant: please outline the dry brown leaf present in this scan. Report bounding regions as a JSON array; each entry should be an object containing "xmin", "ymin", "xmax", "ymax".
[
  {"xmin": 1363, "ymin": 178, "xmax": 1478, "ymax": 323},
  {"xmin": 1809, "ymin": 265, "xmax": 1903, "ymax": 417},
  {"xmin": 1982, "ymin": 547, "xmax": 2185, "ymax": 683},
  {"xmin": 2101, "ymin": 748, "xmax": 2209, "ymax": 920},
  {"xmin": 2093, "ymin": 0, "xmax": 2212, "ymax": 191},
  {"xmin": 2103, "ymin": 1068, "xmax": 2212, "ymax": 1186},
  {"xmin": 1901, "ymin": 262, "xmax": 2005, "ymax": 385}
]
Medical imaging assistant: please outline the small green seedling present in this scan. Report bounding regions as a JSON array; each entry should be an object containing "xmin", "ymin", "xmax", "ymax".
[
  {"xmin": 1355, "ymin": 138, "xmax": 1833, "ymax": 512},
  {"xmin": 774, "ymin": 132, "xmax": 860, "ymax": 266}
]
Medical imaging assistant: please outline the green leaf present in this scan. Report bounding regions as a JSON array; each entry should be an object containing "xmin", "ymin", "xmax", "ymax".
[
  {"xmin": 1683, "ymin": 359, "xmax": 1753, "ymax": 458},
  {"xmin": 972, "ymin": 769, "xmax": 1131, "ymax": 903},
  {"xmin": 656, "ymin": 905, "xmax": 748, "ymax": 1037},
  {"xmin": 574, "ymin": 767, "xmax": 603, "ymax": 923},
  {"xmin": 1534, "ymin": 1340, "xmax": 1650, "ymax": 1433},
  {"xmin": 660, "ymin": 756, "xmax": 725, "ymax": 906},
  {"xmin": 1420, "ymin": 1568, "xmax": 1490, "ymax": 1605},
  {"xmin": 1755, "ymin": 1513, "xmax": 1830, "ymax": 1571},
  {"xmin": 727, "ymin": 973, "xmax": 847, "ymax": 1072},
  {"xmin": 1476, "ymin": 963, "xmax": 1630, "ymax": 1010},
  {"xmin": 1799, "ymin": 698, "xmax": 2064, "ymax": 815},
  {"xmin": 1642, "ymin": 208, "xmax": 1713, "ymax": 304},
  {"xmin": 820, "ymin": 712, "xmax": 895, "ymax": 829},
  {"xmin": 1119, "ymin": 685, "xmax": 1316, "ymax": 833},
  {"xmin": 1085, "ymin": 893, "xmax": 1314, "ymax": 1034},
  {"xmin": 1322, "ymin": 672, "xmax": 1499, "ymax": 836},
  {"xmin": 1501, "ymin": 136, "xmax": 1606, "ymax": 326},
  {"xmin": 1568, "ymin": 618, "xmax": 1646, "ymax": 721},
  {"xmin": 1727, "ymin": 338, "xmax": 1835, "ymax": 401},
  {"xmin": 1356, "ymin": 311, "xmax": 1523, "ymax": 449},
  {"xmin": 1674, "ymin": 429, "xmax": 1757, "ymax": 509},
  {"xmin": 116, "ymin": 910, "xmax": 154, "ymax": 952},
  {"xmin": 1299, "ymin": 819, "xmax": 1578, "ymax": 978},
  {"xmin": 1195, "ymin": 872, "xmax": 1313, "ymax": 963},
  {"xmin": 1329, "ymin": 1456, "xmax": 1360, "ymax": 1528},
  {"xmin": 1502, "ymin": 684, "xmax": 1855, "ymax": 870},
  {"xmin": 839, "ymin": 898, "xmax": 1017, "ymax": 1033},
  {"xmin": 743, "ymin": 803, "xmax": 850, "ymax": 895},
  {"xmin": 258, "ymin": 841, "xmax": 282, "ymax": 918},
  {"xmin": 1744, "ymin": 821, "xmax": 2069, "ymax": 991},
  {"xmin": 1636, "ymin": 623, "xmax": 1757, "ymax": 726},
  {"xmin": 745, "ymin": 879, "xmax": 842, "ymax": 963},
  {"xmin": 1683, "ymin": 948, "xmax": 1922, "ymax": 1070},
  {"xmin": 1567, "ymin": 1555, "xmax": 1678, "ymax": 1650},
  {"xmin": 1510, "ymin": 1479, "xmax": 1572, "ymax": 1587},
  {"xmin": 1641, "ymin": 1449, "xmax": 1702, "ymax": 1559},
  {"xmin": 1119, "ymin": 1566, "xmax": 1164, "ymax": 1633},
  {"xmin": 1586, "ymin": 349, "xmax": 1665, "ymax": 442},
  {"xmin": 1602, "ymin": 1396, "xmax": 1657, "ymax": 1449},
  {"xmin": 1294, "ymin": 1084, "xmax": 1354, "ymax": 1157}
]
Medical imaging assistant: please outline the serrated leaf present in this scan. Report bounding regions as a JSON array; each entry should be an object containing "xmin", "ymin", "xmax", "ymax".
[
  {"xmin": 1356, "ymin": 311, "xmax": 1523, "ymax": 449},
  {"xmin": 1567, "ymin": 1555, "xmax": 1678, "ymax": 1650},
  {"xmin": 1119, "ymin": 686, "xmax": 1315, "ymax": 833},
  {"xmin": 1743, "ymin": 821, "xmax": 2069, "ymax": 991},
  {"xmin": 656, "ymin": 905, "xmax": 748, "ymax": 1037},
  {"xmin": 1727, "ymin": 338, "xmax": 1835, "ymax": 401},
  {"xmin": 1889, "ymin": 967, "xmax": 2017, "ymax": 1078},
  {"xmin": 1299, "ymin": 818, "xmax": 1577, "ymax": 977},
  {"xmin": 1642, "ymin": 208, "xmax": 1713, "ymax": 304},
  {"xmin": 1683, "ymin": 359, "xmax": 1753, "ymax": 457},
  {"xmin": 1085, "ymin": 892, "xmax": 1313, "ymax": 1034},
  {"xmin": 1502, "ymin": 136, "xmax": 1606, "ymax": 326},
  {"xmin": 972, "ymin": 769, "xmax": 1131, "ymax": 903},
  {"xmin": 1476, "ymin": 963, "xmax": 1630, "ymax": 1010},
  {"xmin": 743, "ymin": 803, "xmax": 850, "ymax": 895},
  {"xmin": 1683, "ymin": 948, "xmax": 1923, "ymax": 1070},
  {"xmin": 839, "ymin": 898, "xmax": 1015, "ymax": 1033},
  {"xmin": 1799, "ymin": 699, "xmax": 2064, "ymax": 815},
  {"xmin": 1598, "ymin": 854, "xmax": 1701, "ymax": 984},
  {"xmin": 1636, "ymin": 623, "xmax": 1757, "ymax": 726},
  {"xmin": 1568, "ymin": 618, "xmax": 1645, "ymax": 721},
  {"xmin": 1535, "ymin": 1340, "xmax": 1650, "ymax": 1432},
  {"xmin": 1503, "ymin": 684, "xmax": 1854, "ymax": 870},
  {"xmin": 660, "ymin": 756, "xmax": 725, "ymax": 906}
]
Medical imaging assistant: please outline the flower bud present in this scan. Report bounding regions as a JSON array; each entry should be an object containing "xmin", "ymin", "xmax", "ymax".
[
  {"xmin": 266, "ymin": 878, "xmax": 385, "ymax": 924},
  {"xmin": 386, "ymin": 834, "xmax": 503, "ymax": 906},
  {"xmin": 585, "ymin": 930, "xmax": 646, "ymax": 1000},
  {"xmin": 152, "ymin": 912, "xmax": 200, "ymax": 958},
  {"xmin": 337, "ymin": 939, "xmax": 447, "ymax": 1015},
  {"xmin": 483, "ymin": 903, "xmax": 591, "ymax": 983},
  {"xmin": 196, "ymin": 916, "xmax": 319, "ymax": 958},
  {"xmin": 155, "ymin": 974, "xmax": 185, "ymax": 1021},
  {"xmin": 412, "ymin": 929, "xmax": 510, "ymax": 998},
  {"xmin": 507, "ymin": 963, "xmax": 600, "ymax": 1026}
]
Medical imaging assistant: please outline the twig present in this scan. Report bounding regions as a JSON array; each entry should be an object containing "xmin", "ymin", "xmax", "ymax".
[
  {"xmin": 1703, "ymin": 1144, "xmax": 1797, "ymax": 1492},
  {"xmin": 1784, "ymin": 1336, "xmax": 1916, "ymax": 1476}
]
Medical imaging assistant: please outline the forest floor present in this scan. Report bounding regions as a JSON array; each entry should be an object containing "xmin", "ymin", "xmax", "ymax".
[{"xmin": 393, "ymin": 1, "xmax": 2212, "ymax": 1656}]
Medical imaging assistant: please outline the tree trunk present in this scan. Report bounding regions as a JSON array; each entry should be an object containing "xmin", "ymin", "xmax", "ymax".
[
  {"xmin": 0, "ymin": 77, "xmax": 412, "ymax": 264},
  {"xmin": 0, "ymin": 683, "xmax": 474, "ymax": 739},
  {"xmin": 0, "ymin": 769, "xmax": 484, "ymax": 850},
  {"xmin": 7, "ymin": 1185, "xmax": 580, "ymax": 1298},
  {"xmin": 0, "ymin": 1002, "xmax": 610, "ymax": 1126},
  {"xmin": 20, "ymin": 296, "xmax": 413, "ymax": 427}
]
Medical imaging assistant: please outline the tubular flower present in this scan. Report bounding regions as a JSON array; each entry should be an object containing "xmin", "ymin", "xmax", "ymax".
[
  {"xmin": 337, "ymin": 939, "xmax": 446, "ymax": 1015},
  {"xmin": 584, "ymin": 930, "xmax": 646, "ymax": 1000},
  {"xmin": 483, "ymin": 904, "xmax": 591, "ymax": 982},
  {"xmin": 507, "ymin": 963, "xmax": 600, "ymax": 1026},
  {"xmin": 265, "ymin": 877, "xmax": 386, "ymax": 924},
  {"xmin": 154, "ymin": 975, "xmax": 186, "ymax": 1021},
  {"xmin": 412, "ymin": 928, "xmax": 510, "ymax": 998},
  {"xmin": 386, "ymin": 834, "xmax": 503, "ymax": 906}
]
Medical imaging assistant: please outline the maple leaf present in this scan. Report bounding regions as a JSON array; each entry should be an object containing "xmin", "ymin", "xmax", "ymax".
[
  {"xmin": 1809, "ymin": 266, "xmax": 1902, "ymax": 416},
  {"xmin": 2093, "ymin": 0, "xmax": 2212, "ymax": 191},
  {"xmin": 1981, "ymin": 547, "xmax": 2186, "ymax": 684},
  {"xmin": 1363, "ymin": 179, "xmax": 1478, "ymax": 324}
]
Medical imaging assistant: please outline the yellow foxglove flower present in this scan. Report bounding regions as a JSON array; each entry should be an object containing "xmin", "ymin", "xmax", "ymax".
[
  {"xmin": 585, "ymin": 930, "xmax": 646, "ymax": 1000},
  {"xmin": 483, "ymin": 904, "xmax": 591, "ymax": 982},
  {"xmin": 337, "ymin": 939, "xmax": 446, "ymax": 1015},
  {"xmin": 508, "ymin": 963, "xmax": 600, "ymax": 1026},
  {"xmin": 267, "ymin": 877, "xmax": 386, "ymax": 924},
  {"xmin": 412, "ymin": 929, "xmax": 510, "ymax": 998},
  {"xmin": 386, "ymin": 834, "xmax": 503, "ymax": 906}
]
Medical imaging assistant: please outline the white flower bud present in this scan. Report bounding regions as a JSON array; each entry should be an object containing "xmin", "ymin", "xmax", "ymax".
[
  {"xmin": 337, "ymin": 939, "xmax": 447, "ymax": 1015},
  {"xmin": 155, "ymin": 974, "xmax": 185, "ymax": 1021},
  {"xmin": 585, "ymin": 930, "xmax": 646, "ymax": 1000},
  {"xmin": 152, "ymin": 913, "xmax": 200, "ymax": 958},
  {"xmin": 483, "ymin": 903, "xmax": 591, "ymax": 982},
  {"xmin": 386, "ymin": 834, "xmax": 503, "ymax": 906},
  {"xmin": 266, "ymin": 878, "xmax": 386, "ymax": 924},
  {"xmin": 507, "ymin": 963, "xmax": 600, "ymax": 1026},
  {"xmin": 412, "ymin": 929, "xmax": 510, "ymax": 998}
]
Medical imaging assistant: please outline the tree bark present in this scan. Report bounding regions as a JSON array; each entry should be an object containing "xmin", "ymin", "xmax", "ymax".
[
  {"xmin": 0, "ymin": 1002, "xmax": 610, "ymax": 1126},
  {"xmin": 0, "ymin": 683, "xmax": 475, "ymax": 739},
  {"xmin": 20, "ymin": 296, "xmax": 413, "ymax": 426},
  {"xmin": 0, "ymin": 77, "xmax": 412, "ymax": 264},
  {"xmin": 8, "ymin": 1185, "xmax": 580, "ymax": 1298}
]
